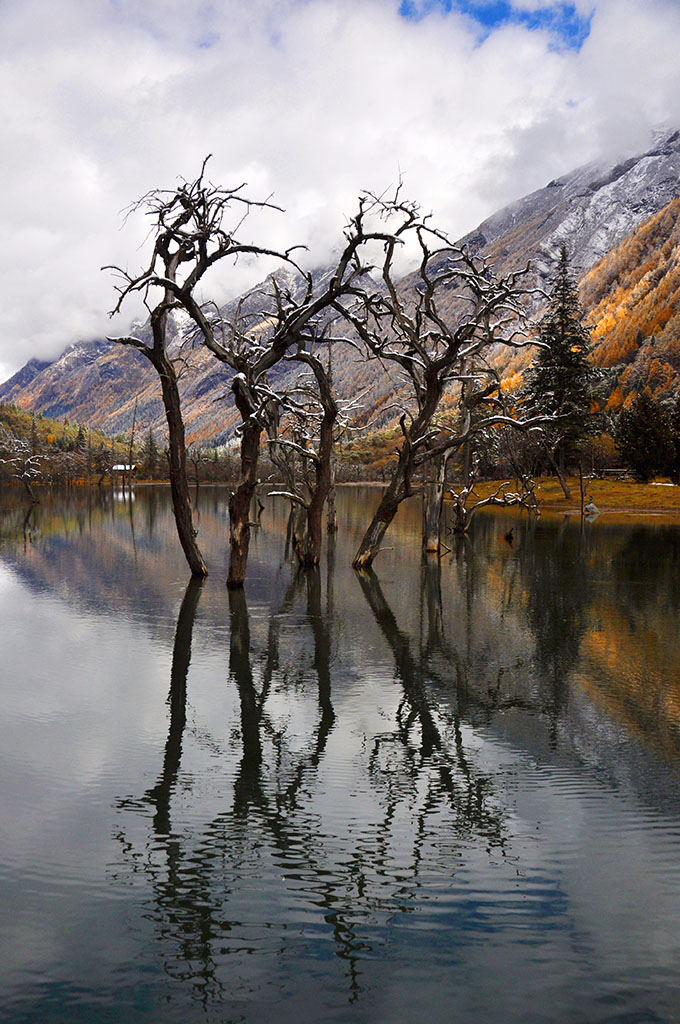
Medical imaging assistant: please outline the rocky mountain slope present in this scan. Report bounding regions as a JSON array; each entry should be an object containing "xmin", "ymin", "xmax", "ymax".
[
  {"xmin": 581, "ymin": 197, "xmax": 680, "ymax": 409},
  {"xmin": 2, "ymin": 130, "xmax": 680, "ymax": 441},
  {"xmin": 460, "ymin": 128, "xmax": 680, "ymax": 283}
]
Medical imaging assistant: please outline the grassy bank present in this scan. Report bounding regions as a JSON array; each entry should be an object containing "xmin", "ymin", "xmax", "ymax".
[{"xmin": 464, "ymin": 476, "xmax": 680, "ymax": 514}]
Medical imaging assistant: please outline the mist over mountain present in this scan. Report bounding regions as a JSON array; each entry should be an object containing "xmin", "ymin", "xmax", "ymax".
[
  {"xmin": 2, "ymin": 130, "xmax": 679, "ymax": 442},
  {"xmin": 459, "ymin": 128, "xmax": 680, "ymax": 277}
]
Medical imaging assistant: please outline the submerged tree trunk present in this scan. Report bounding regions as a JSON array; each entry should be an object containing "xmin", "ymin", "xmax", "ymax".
[
  {"xmin": 326, "ymin": 458, "xmax": 338, "ymax": 534},
  {"xmin": 156, "ymin": 355, "xmax": 208, "ymax": 578},
  {"xmin": 297, "ymin": 494, "xmax": 325, "ymax": 566},
  {"xmin": 352, "ymin": 456, "xmax": 410, "ymax": 569},
  {"xmin": 296, "ymin": 403, "xmax": 335, "ymax": 567},
  {"xmin": 227, "ymin": 420, "xmax": 261, "ymax": 588},
  {"xmin": 353, "ymin": 376, "xmax": 442, "ymax": 569},
  {"xmin": 289, "ymin": 504, "xmax": 307, "ymax": 559},
  {"xmin": 22, "ymin": 477, "xmax": 39, "ymax": 504},
  {"xmin": 450, "ymin": 495, "xmax": 471, "ymax": 534},
  {"xmin": 284, "ymin": 505, "xmax": 296, "ymax": 560},
  {"xmin": 422, "ymin": 455, "xmax": 447, "ymax": 553}
]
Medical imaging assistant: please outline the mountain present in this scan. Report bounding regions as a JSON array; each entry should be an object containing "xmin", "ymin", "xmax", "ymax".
[
  {"xmin": 581, "ymin": 197, "xmax": 680, "ymax": 409},
  {"xmin": 2, "ymin": 129, "xmax": 680, "ymax": 441},
  {"xmin": 0, "ymin": 324, "xmax": 237, "ymax": 444},
  {"xmin": 460, "ymin": 128, "xmax": 680, "ymax": 284},
  {"xmin": 3, "ymin": 357, "xmax": 52, "ymax": 391}
]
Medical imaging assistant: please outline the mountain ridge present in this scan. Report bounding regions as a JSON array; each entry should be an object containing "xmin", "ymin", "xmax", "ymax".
[{"xmin": 2, "ymin": 130, "xmax": 679, "ymax": 441}]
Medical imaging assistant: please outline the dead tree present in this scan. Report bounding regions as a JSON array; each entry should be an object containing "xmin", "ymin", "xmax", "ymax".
[
  {"xmin": 346, "ymin": 209, "xmax": 543, "ymax": 568},
  {"xmin": 426, "ymin": 370, "xmax": 541, "ymax": 546},
  {"xmin": 268, "ymin": 359, "xmax": 343, "ymax": 567},
  {"xmin": 267, "ymin": 317, "xmax": 365, "ymax": 567},
  {"xmin": 187, "ymin": 194, "xmax": 416, "ymax": 587},
  {"xmin": 105, "ymin": 157, "xmax": 291, "ymax": 578},
  {"xmin": 0, "ymin": 425, "xmax": 45, "ymax": 503},
  {"xmin": 277, "ymin": 355, "xmax": 338, "ymax": 567},
  {"xmin": 446, "ymin": 461, "xmax": 538, "ymax": 534},
  {"xmin": 422, "ymin": 452, "xmax": 450, "ymax": 553}
]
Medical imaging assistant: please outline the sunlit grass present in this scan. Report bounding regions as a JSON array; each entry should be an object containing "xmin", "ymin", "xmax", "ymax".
[{"xmin": 465, "ymin": 476, "xmax": 680, "ymax": 513}]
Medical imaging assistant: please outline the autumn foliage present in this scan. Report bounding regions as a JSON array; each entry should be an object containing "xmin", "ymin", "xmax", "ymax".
[{"xmin": 579, "ymin": 198, "xmax": 680, "ymax": 408}]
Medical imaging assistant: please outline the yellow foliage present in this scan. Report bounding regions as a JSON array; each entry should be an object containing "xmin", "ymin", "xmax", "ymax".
[{"xmin": 580, "ymin": 198, "xmax": 680, "ymax": 405}]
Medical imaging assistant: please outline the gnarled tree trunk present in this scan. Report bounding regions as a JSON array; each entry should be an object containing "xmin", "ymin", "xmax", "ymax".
[
  {"xmin": 228, "ymin": 419, "xmax": 261, "ymax": 588},
  {"xmin": 450, "ymin": 494, "xmax": 471, "ymax": 534},
  {"xmin": 352, "ymin": 455, "xmax": 410, "ymax": 569},
  {"xmin": 155, "ymin": 352, "xmax": 208, "ymax": 578},
  {"xmin": 296, "ymin": 400, "xmax": 336, "ymax": 567},
  {"xmin": 353, "ymin": 382, "xmax": 441, "ymax": 569},
  {"xmin": 422, "ymin": 454, "xmax": 447, "ymax": 553},
  {"xmin": 326, "ymin": 459, "xmax": 338, "ymax": 534}
]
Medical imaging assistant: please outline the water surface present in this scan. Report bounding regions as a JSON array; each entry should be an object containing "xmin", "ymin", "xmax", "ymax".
[{"xmin": 1, "ymin": 485, "xmax": 679, "ymax": 1023}]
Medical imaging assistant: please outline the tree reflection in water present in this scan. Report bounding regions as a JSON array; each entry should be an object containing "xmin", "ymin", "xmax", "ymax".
[
  {"xmin": 114, "ymin": 550, "xmax": 513, "ymax": 1012},
  {"xmin": 116, "ymin": 577, "xmax": 219, "ymax": 1006},
  {"xmin": 443, "ymin": 514, "xmax": 594, "ymax": 742},
  {"xmin": 357, "ymin": 566, "xmax": 505, "ymax": 852},
  {"xmin": 143, "ymin": 577, "xmax": 204, "ymax": 836}
]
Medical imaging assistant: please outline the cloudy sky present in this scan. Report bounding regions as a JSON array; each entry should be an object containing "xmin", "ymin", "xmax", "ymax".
[{"xmin": 1, "ymin": 0, "xmax": 680, "ymax": 383}]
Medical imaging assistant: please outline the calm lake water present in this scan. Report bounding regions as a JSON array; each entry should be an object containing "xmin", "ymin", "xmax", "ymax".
[{"xmin": 1, "ymin": 484, "xmax": 680, "ymax": 1024}]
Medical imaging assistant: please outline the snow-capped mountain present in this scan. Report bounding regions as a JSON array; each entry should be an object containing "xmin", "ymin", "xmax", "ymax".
[
  {"xmin": 460, "ymin": 128, "xmax": 680, "ymax": 282},
  {"xmin": 1, "ymin": 130, "xmax": 679, "ymax": 441}
]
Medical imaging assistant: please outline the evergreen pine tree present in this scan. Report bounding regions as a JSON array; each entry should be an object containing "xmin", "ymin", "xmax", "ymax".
[
  {"xmin": 614, "ymin": 392, "xmax": 673, "ymax": 482},
  {"xmin": 523, "ymin": 245, "xmax": 599, "ymax": 476},
  {"xmin": 141, "ymin": 427, "xmax": 159, "ymax": 478}
]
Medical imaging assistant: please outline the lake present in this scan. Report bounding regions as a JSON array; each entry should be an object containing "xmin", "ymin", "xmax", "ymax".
[{"xmin": 1, "ymin": 484, "xmax": 680, "ymax": 1024}]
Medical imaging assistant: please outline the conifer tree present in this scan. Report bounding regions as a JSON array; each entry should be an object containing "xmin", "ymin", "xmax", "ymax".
[
  {"xmin": 614, "ymin": 392, "xmax": 674, "ymax": 483},
  {"xmin": 523, "ymin": 245, "xmax": 599, "ymax": 493},
  {"xmin": 141, "ymin": 427, "xmax": 160, "ymax": 478}
]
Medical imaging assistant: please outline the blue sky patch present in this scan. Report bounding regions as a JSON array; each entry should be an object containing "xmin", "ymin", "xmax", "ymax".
[{"xmin": 399, "ymin": 1, "xmax": 593, "ymax": 50}]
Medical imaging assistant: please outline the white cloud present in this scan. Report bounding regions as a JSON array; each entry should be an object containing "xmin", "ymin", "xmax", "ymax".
[{"xmin": 1, "ymin": 0, "xmax": 680, "ymax": 382}]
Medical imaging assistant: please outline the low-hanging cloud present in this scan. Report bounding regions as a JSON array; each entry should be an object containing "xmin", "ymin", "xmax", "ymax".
[{"xmin": 1, "ymin": 0, "xmax": 679, "ymax": 381}]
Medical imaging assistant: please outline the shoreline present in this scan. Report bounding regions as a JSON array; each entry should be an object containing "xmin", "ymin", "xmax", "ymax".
[{"xmin": 4, "ymin": 477, "xmax": 680, "ymax": 516}]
